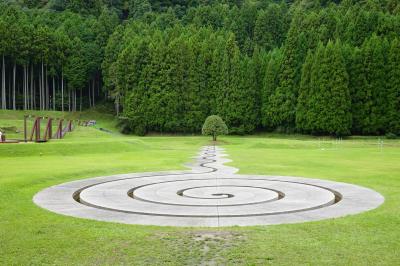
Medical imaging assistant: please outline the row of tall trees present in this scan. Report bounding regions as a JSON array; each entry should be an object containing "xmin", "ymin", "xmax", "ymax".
[
  {"xmin": 261, "ymin": 1, "xmax": 400, "ymax": 136},
  {"xmin": 2, "ymin": 0, "xmax": 400, "ymax": 136},
  {"xmin": 105, "ymin": 0, "xmax": 400, "ymax": 136},
  {"xmin": 106, "ymin": 25, "xmax": 263, "ymax": 134},
  {"xmin": 0, "ymin": 3, "xmax": 118, "ymax": 112}
]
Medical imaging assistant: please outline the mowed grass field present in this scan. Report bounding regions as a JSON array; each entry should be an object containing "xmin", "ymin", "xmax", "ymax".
[{"xmin": 1, "ymin": 111, "xmax": 399, "ymax": 265}]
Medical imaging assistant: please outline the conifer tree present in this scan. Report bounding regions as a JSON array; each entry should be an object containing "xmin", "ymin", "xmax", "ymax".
[
  {"xmin": 128, "ymin": 0, "xmax": 152, "ymax": 19},
  {"xmin": 361, "ymin": 34, "xmax": 389, "ymax": 134},
  {"xmin": 265, "ymin": 15, "xmax": 307, "ymax": 131},
  {"xmin": 209, "ymin": 35, "xmax": 226, "ymax": 116},
  {"xmin": 323, "ymin": 41, "xmax": 352, "ymax": 135},
  {"xmin": 296, "ymin": 50, "xmax": 314, "ymax": 133},
  {"xmin": 387, "ymin": 38, "xmax": 400, "ymax": 135},
  {"xmin": 249, "ymin": 46, "xmax": 266, "ymax": 129},
  {"xmin": 261, "ymin": 48, "xmax": 282, "ymax": 129},
  {"xmin": 307, "ymin": 41, "xmax": 352, "ymax": 135},
  {"xmin": 216, "ymin": 34, "xmax": 246, "ymax": 134},
  {"xmin": 144, "ymin": 31, "xmax": 167, "ymax": 132},
  {"xmin": 307, "ymin": 42, "xmax": 326, "ymax": 134},
  {"xmin": 253, "ymin": 3, "xmax": 288, "ymax": 51}
]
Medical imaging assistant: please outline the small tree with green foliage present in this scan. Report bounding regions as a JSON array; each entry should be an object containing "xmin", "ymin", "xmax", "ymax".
[{"xmin": 202, "ymin": 115, "xmax": 228, "ymax": 141}]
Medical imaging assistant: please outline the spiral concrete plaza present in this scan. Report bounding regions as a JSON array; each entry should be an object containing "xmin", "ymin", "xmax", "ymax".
[{"xmin": 34, "ymin": 146, "xmax": 384, "ymax": 227}]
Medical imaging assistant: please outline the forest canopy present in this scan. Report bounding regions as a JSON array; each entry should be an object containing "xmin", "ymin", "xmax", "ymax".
[{"xmin": 0, "ymin": 0, "xmax": 400, "ymax": 136}]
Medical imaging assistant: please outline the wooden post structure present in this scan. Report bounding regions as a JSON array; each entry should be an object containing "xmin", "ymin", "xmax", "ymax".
[
  {"xmin": 43, "ymin": 118, "xmax": 53, "ymax": 141},
  {"xmin": 24, "ymin": 116, "xmax": 79, "ymax": 142},
  {"xmin": 30, "ymin": 117, "xmax": 41, "ymax": 142},
  {"xmin": 24, "ymin": 115, "xmax": 27, "ymax": 143},
  {"xmin": 55, "ymin": 119, "xmax": 63, "ymax": 139},
  {"xmin": 36, "ymin": 117, "xmax": 41, "ymax": 142}
]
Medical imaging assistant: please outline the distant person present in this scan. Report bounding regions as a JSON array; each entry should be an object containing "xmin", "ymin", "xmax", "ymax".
[{"xmin": 0, "ymin": 131, "xmax": 3, "ymax": 142}]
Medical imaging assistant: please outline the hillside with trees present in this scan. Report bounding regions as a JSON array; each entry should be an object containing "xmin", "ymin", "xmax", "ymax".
[{"xmin": 0, "ymin": 0, "xmax": 399, "ymax": 136}]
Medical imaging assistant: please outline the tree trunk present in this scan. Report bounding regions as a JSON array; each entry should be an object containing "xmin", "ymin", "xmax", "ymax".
[
  {"xmin": 1, "ymin": 55, "xmax": 6, "ymax": 109},
  {"xmin": 33, "ymin": 76, "xmax": 36, "ymax": 110},
  {"xmin": 61, "ymin": 68, "xmax": 64, "ymax": 112},
  {"xmin": 45, "ymin": 65, "xmax": 48, "ymax": 110},
  {"xmin": 71, "ymin": 90, "xmax": 73, "ymax": 111},
  {"xmin": 23, "ymin": 65, "xmax": 26, "ymax": 110},
  {"xmin": 52, "ymin": 76, "xmax": 55, "ymax": 110},
  {"xmin": 30, "ymin": 64, "xmax": 34, "ymax": 110},
  {"xmin": 25, "ymin": 64, "xmax": 28, "ymax": 110},
  {"xmin": 92, "ymin": 78, "xmax": 95, "ymax": 107},
  {"xmin": 41, "ymin": 60, "xmax": 44, "ymax": 110},
  {"xmin": 39, "ymin": 72, "xmax": 42, "ymax": 110},
  {"xmin": 8, "ymin": 70, "xmax": 11, "ymax": 108},
  {"xmin": 74, "ymin": 89, "xmax": 77, "ymax": 112},
  {"xmin": 12, "ymin": 63, "xmax": 16, "ymax": 110},
  {"xmin": 68, "ymin": 89, "xmax": 71, "ymax": 112},
  {"xmin": 98, "ymin": 76, "xmax": 101, "ymax": 100},
  {"xmin": 88, "ymin": 81, "xmax": 92, "ymax": 108},
  {"xmin": 115, "ymin": 95, "xmax": 119, "ymax": 116},
  {"xmin": 80, "ymin": 88, "xmax": 82, "ymax": 112}
]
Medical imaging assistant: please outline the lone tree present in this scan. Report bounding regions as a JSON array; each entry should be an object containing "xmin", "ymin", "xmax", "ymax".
[{"xmin": 202, "ymin": 115, "xmax": 228, "ymax": 141}]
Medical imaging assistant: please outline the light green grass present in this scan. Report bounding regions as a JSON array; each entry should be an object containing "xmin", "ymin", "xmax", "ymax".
[{"xmin": 0, "ymin": 112, "xmax": 399, "ymax": 265}]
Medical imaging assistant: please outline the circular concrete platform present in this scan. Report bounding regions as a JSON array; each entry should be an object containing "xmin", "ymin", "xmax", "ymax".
[{"xmin": 33, "ymin": 146, "xmax": 384, "ymax": 227}]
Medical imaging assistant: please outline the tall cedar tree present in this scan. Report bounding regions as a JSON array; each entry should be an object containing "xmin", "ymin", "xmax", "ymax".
[
  {"xmin": 296, "ymin": 50, "xmax": 314, "ymax": 133},
  {"xmin": 360, "ymin": 34, "xmax": 389, "ymax": 134},
  {"xmin": 387, "ymin": 38, "xmax": 400, "ymax": 134},
  {"xmin": 261, "ymin": 48, "xmax": 282, "ymax": 129},
  {"xmin": 306, "ymin": 41, "xmax": 352, "ymax": 136},
  {"xmin": 265, "ymin": 13, "xmax": 307, "ymax": 132},
  {"xmin": 3, "ymin": 1, "xmax": 399, "ymax": 136}
]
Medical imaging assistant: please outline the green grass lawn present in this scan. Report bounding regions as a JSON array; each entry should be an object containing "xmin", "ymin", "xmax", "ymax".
[{"xmin": 1, "ymin": 111, "xmax": 399, "ymax": 265}]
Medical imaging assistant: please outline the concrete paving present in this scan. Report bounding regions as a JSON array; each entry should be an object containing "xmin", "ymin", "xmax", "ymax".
[{"xmin": 33, "ymin": 146, "xmax": 384, "ymax": 227}]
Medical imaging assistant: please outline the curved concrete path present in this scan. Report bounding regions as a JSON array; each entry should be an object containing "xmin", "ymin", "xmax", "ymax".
[{"xmin": 33, "ymin": 146, "xmax": 384, "ymax": 227}]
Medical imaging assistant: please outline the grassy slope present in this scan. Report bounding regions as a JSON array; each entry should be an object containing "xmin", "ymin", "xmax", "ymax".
[
  {"xmin": 0, "ymin": 109, "xmax": 117, "ymax": 139},
  {"xmin": 0, "ymin": 111, "xmax": 399, "ymax": 265}
]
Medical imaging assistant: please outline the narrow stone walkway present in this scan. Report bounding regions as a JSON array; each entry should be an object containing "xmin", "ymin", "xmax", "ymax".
[{"xmin": 34, "ymin": 146, "xmax": 384, "ymax": 227}]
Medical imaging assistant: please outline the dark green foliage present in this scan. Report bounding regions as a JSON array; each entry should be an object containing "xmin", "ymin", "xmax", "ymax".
[
  {"xmin": 202, "ymin": 115, "xmax": 228, "ymax": 141},
  {"xmin": 295, "ymin": 50, "xmax": 314, "ymax": 133},
  {"xmin": 105, "ymin": 0, "xmax": 400, "ymax": 136},
  {"xmin": 0, "ymin": 2, "xmax": 119, "ymax": 112},
  {"xmin": 264, "ymin": 15, "xmax": 307, "ymax": 131},
  {"xmin": 297, "ymin": 41, "xmax": 352, "ymax": 136},
  {"xmin": 387, "ymin": 38, "xmax": 400, "ymax": 135},
  {"xmin": 114, "ymin": 26, "xmax": 262, "ymax": 135},
  {"xmin": 215, "ymin": 35, "xmax": 248, "ymax": 134},
  {"xmin": 128, "ymin": 0, "xmax": 152, "ymax": 19},
  {"xmin": 261, "ymin": 48, "xmax": 282, "ymax": 129},
  {"xmin": 346, "ymin": 47, "xmax": 366, "ymax": 134},
  {"xmin": 351, "ymin": 34, "xmax": 390, "ymax": 135},
  {"xmin": 1, "ymin": 0, "xmax": 399, "ymax": 136},
  {"xmin": 253, "ymin": 3, "xmax": 289, "ymax": 51}
]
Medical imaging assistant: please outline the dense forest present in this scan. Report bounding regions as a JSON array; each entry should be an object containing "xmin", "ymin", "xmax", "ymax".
[{"xmin": 0, "ymin": 0, "xmax": 399, "ymax": 136}]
